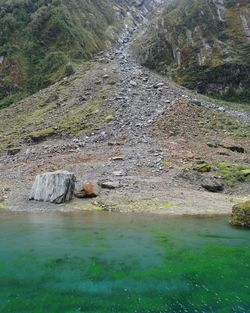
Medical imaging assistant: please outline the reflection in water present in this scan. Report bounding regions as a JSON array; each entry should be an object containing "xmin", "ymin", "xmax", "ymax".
[{"xmin": 0, "ymin": 212, "xmax": 249, "ymax": 313}]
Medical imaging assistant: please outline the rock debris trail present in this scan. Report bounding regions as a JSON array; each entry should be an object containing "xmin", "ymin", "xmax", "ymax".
[
  {"xmin": 81, "ymin": 26, "xmax": 249, "ymax": 181},
  {"xmin": 91, "ymin": 28, "xmax": 176, "ymax": 178},
  {"xmin": 1, "ymin": 22, "xmax": 249, "ymax": 213}
]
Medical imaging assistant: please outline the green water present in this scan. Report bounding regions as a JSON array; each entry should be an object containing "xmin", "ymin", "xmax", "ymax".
[{"xmin": 0, "ymin": 212, "xmax": 249, "ymax": 313}]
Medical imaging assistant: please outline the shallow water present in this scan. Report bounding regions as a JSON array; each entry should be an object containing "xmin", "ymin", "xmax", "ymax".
[{"xmin": 0, "ymin": 211, "xmax": 249, "ymax": 313}]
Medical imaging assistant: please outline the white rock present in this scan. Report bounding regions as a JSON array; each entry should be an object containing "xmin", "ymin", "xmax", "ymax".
[
  {"xmin": 130, "ymin": 80, "xmax": 137, "ymax": 87},
  {"xmin": 29, "ymin": 170, "xmax": 75, "ymax": 204}
]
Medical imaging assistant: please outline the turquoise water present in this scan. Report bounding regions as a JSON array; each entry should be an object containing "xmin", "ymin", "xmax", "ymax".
[{"xmin": 0, "ymin": 212, "xmax": 249, "ymax": 313}]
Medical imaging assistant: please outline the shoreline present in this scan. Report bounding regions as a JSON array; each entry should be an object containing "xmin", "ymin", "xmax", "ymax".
[{"xmin": 2, "ymin": 186, "xmax": 249, "ymax": 216}]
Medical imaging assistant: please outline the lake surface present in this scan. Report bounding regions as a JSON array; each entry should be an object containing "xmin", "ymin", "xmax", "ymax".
[{"xmin": 0, "ymin": 211, "xmax": 249, "ymax": 313}]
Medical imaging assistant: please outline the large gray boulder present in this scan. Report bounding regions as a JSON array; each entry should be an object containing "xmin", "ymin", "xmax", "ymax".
[{"xmin": 29, "ymin": 170, "xmax": 75, "ymax": 204}]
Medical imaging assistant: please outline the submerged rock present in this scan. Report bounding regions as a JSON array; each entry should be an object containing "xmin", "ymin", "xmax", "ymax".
[
  {"xmin": 29, "ymin": 170, "xmax": 75, "ymax": 204},
  {"xmin": 230, "ymin": 201, "xmax": 250, "ymax": 228},
  {"xmin": 74, "ymin": 181, "xmax": 99, "ymax": 198}
]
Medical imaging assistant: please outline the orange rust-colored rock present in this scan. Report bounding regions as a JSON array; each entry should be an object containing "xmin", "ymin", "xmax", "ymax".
[{"xmin": 74, "ymin": 182, "xmax": 99, "ymax": 198}]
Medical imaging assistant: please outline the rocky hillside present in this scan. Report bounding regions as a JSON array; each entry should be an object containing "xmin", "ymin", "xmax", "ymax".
[
  {"xmin": 0, "ymin": 0, "xmax": 160, "ymax": 108},
  {"xmin": 133, "ymin": 0, "xmax": 250, "ymax": 103}
]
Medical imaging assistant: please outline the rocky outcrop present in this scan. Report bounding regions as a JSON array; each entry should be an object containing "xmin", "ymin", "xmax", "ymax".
[
  {"xmin": 133, "ymin": 0, "xmax": 250, "ymax": 102},
  {"xmin": 29, "ymin": 170, "xmax": 75, "ymax": 204},
  {"xmin": 74, "ymin": 181, "xmax": 99, "ymax": 198},
  {"xmin": 230, "ymin": 201, "xmax": 250, "ymax": 228}
]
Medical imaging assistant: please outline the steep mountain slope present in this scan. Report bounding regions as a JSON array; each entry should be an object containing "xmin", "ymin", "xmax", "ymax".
[
  {"xmin": 0, "ymin": 0, "xmax": 159, "ymax": 108},
  {"xmin": 0, "ymin": 2, "xmax": 249, "ymax": 213},
  {"xmin": 133, "ymin": 0, "xmax": 250, "ymax": 103}
]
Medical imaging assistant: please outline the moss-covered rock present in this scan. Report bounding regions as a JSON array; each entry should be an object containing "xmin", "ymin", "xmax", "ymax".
[
  {"xmin": 195, "ymin": 162, "xmax": 211, "ymax": 173},
  {"xmin": 230, "ymin": 201, "xmax": 250, "ymax": 228}
]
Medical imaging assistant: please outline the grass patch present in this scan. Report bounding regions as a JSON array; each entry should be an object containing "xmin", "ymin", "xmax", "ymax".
[
  {"xmin": 198, "ymin": 111, "xmax": 250, "ymax": 138},
  {"xmin": 105, "ymin": 114, "xmax": 114, "ymax": 122},
  {"xmin": 28, "ymin": 127, "xmax": 55, "ymax": 142},
  {"xmin": 58, "ymin": 86, "xmax": 115, "ymax": 136},
  {"xmin": 77, "ymin": 203, "xmax": 104, "ymax": 212},
  {"xmin": 194, "ymin": 161, "xmax": 250, "ymax": 187},
  {"xmin": 214, "ymin": 162, "xmax": 250, "ymax": 187},
  {"xmin": 159, "ymin": 203, "xmax": 179, "ymax": 209}
]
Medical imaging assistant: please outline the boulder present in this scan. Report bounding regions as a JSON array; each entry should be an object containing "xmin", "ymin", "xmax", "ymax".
[
  {"xmin": 230, "ymin": 201, "xmax": 250, "ymax": 228},
  {"xmin": 74, "ymin": 181, "xmax": 99, "ymax": 198},
  {"xmin": 201, "ymin": 177, "xmax": 224, "ymax": 192},
  {"xmin": 29, "ymin": 170, "xmax": 75, "ymax": 204}
]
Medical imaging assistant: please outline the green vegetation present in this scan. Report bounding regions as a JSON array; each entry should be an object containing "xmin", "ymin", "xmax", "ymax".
[
  {"xmin": 134, "ymin": 0, "xmax": 250, "ymax": 104},
  {"xmin": 28, "ymin": 127, "xmax": 55, "ymax": 142},
  {"xmin": 195, "ymin": 161, "xmax": 250, "ymax": 187},
  {"xmin": 198, "ymin": 110, "xmax": 250, "ymax": 138},
  {"xmin": 58, "ymin": 86, "xmax": 115, "ymax": 136},
  {"xmin": 0, "ymin": 0, "xmax": 139, "ymax": 108},
  {"xmin": 214, "ymin": 162, "xmax": 250, "ymax": 187}
]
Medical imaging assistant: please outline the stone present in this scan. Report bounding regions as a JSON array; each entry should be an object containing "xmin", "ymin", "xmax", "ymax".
[
  {"xmin": 230, "ymin": 201, "xmax": 250, "ymax": 228},
  {"xmin": 29, "ymin": 170, "xmax": 75, "ymax": 204},
  {"xmin": 65, "ymin": 64, "xmax": 74, "ymax": 76},
  {"xmin": 130, "ymin": 80, "xmax": 137, "ymax": 87},
  {"xmin": 222, "ymin": 145, "xmax": 245, "ymax": 153},
  {"xmin": 111, "ymin": 156, "xmax": 124, "ymax": 161},
  {"xmin": 207, "ymin": 142, "xmax": 219, "ymax": 148},
  {"xmin": 46, "ymin": 94, "xmax": 58, "ymax": 103},
  {"xmin": 113, "ymin": 170, "xmax": 124, "ymax": 176},
  {"xmin": 195, "ymin": 162, "xmax": 211, "ymax": 173},
  {"xmin": 190, "ymin": 99, "xmax": 201, "ymax": 106},
  {"xmin": 79, "ymin": 96, "xmax": 87, "ymax": 102},
  {"xmin": 74, "ymin": 181, "xmax": 99, "ymax": 198},
  {"xmin": 99, "ymin": 181, "xmax": 120, "ymax": 189},
  {"xmin": 108, "ymin": 141, "xmax": 124, "ymax": 146},
  {"xmin": 201, "ymin": 177, "xmax": 224, "ymax": 192},
  {"xmin": 7, "ymin": 147, "xmax": 21, "ymax": 156}
]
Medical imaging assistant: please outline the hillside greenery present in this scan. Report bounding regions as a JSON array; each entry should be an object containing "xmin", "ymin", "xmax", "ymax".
[
  {"xmin": 0, "ymin": 0, "xmax": 136, "ymax": 108},
  {"xmin": 134, "ymin": 0, "xmax": 250, "ymax": 104}
]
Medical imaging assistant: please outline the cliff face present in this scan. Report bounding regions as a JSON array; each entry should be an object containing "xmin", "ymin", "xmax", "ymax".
[
  {"xmin": 134, "ymin": 0, "xmax": 250, "ymax": 103},
  {"xmin": 0, "ymin": 0, "xmax": 160, "ymax": 108}
]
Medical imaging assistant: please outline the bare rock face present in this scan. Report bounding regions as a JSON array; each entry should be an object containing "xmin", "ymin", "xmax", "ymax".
[
  {"xmin": 29, "ymin": 170, "xmax": 75, "ymax": 204},
  {"xmin": 74, "ymin": 181, "xmax": 99, "ymax": 198}
]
